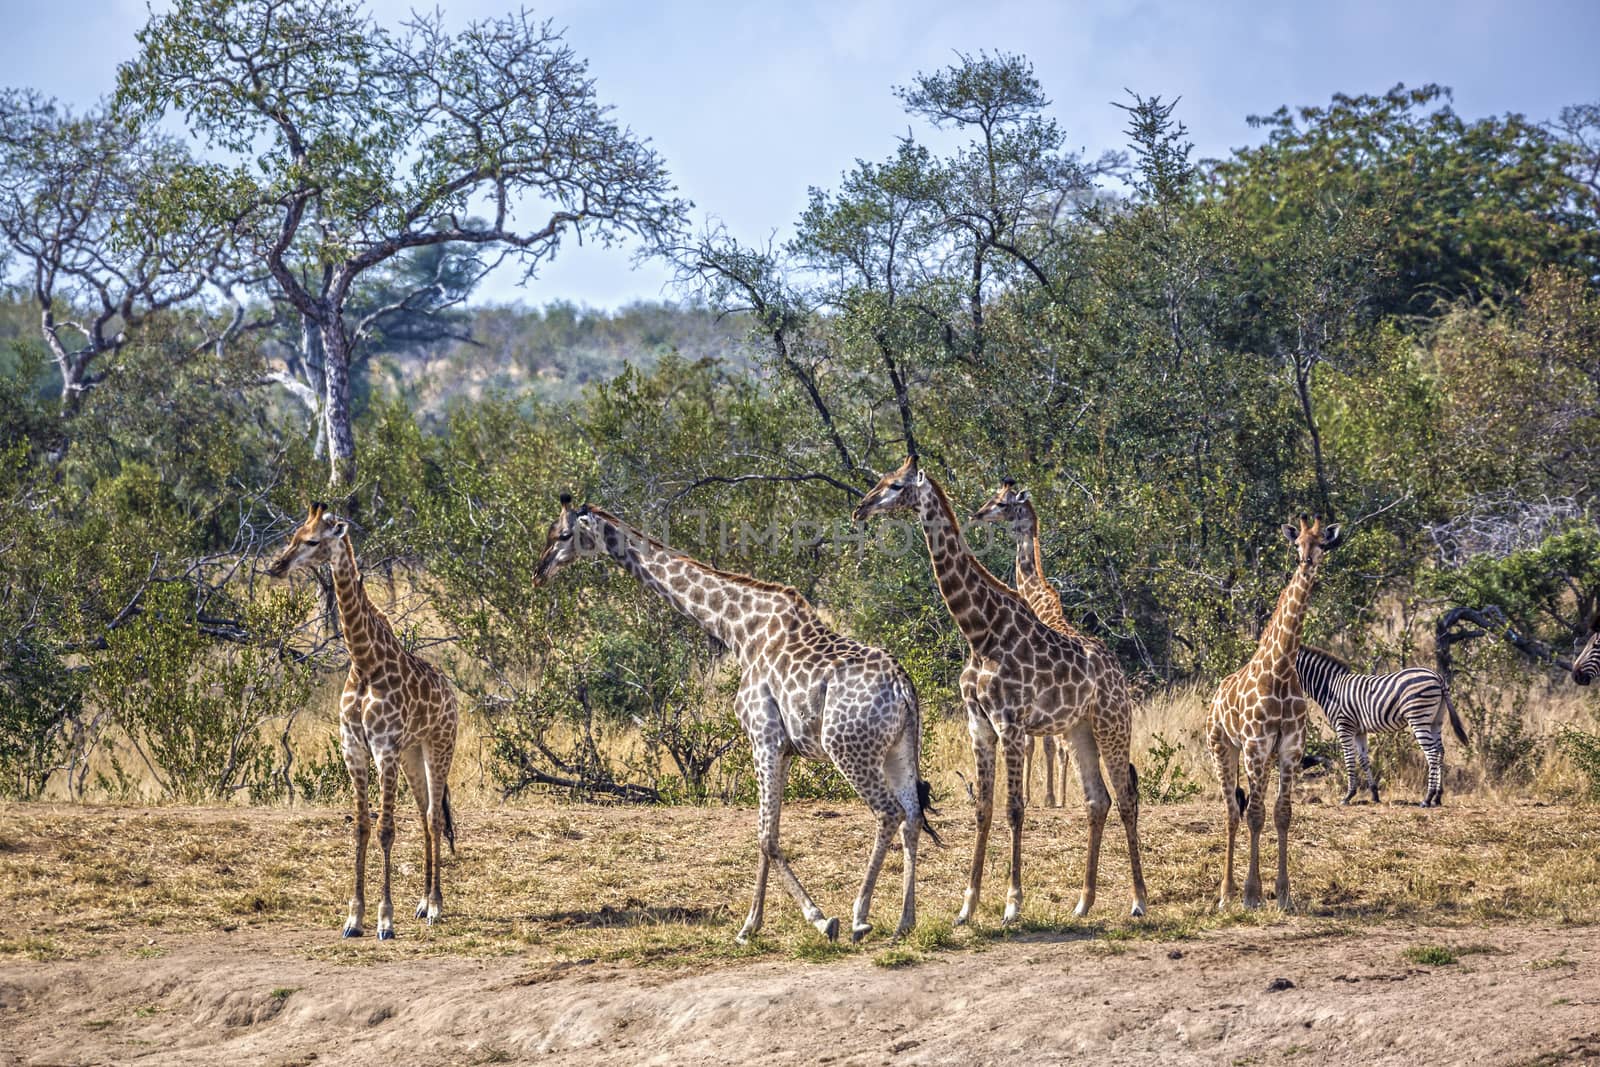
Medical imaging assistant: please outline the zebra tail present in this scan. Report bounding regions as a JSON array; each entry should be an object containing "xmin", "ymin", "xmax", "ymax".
[{"xmin": 1442, "ymin": 686, "xmax": 1468, "ymax": 747}]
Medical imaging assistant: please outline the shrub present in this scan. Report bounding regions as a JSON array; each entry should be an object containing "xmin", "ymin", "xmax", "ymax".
[{"xmin": 1139, "ymin": 733, "xmax": 1204, "ymax": 804}]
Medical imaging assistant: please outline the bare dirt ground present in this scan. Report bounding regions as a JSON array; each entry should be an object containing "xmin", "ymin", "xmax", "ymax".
[{"xmin": 2, "ymin": 800, "xmax": 1597, "ymax": 1065}]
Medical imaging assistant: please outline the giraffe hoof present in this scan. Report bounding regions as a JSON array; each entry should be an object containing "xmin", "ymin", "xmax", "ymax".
[
  {"xmin": 415, "ymin": 900, "xmax": 430, "ymax": 920},
  {"xmin": 819, "ymin": 917, "xmax": 840, "ymax": 943},
  {"xmin": 342, "ymin": 926, "xmax": 363, "ymax": 938},
  {"xmin": 1129, "ymin": 901, "xmax": 1146, "ymax": 918},
  {"xmin": 851, "ymin": 922, "xmax": 873, "ymax": 943},
  {"xmin": 377, "ymin": 928, "xmax": 395, "ymax": 941}
]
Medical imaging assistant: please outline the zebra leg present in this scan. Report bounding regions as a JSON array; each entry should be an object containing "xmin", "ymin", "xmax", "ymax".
[
  {"xmin": 1354, "ymin": 732, "xmax": 1378, "ymax": 804},
  {"xmin": 1338, "ymin": 730, "xmax": 1360, "ymax": 804},
  {"xmin": 1415, "ymin": 725, "xmax": 1444, "ymax": 807}
]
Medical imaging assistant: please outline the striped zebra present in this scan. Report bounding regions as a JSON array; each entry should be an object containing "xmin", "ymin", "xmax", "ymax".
[
  {"xmin": 1294, "ymin": 646, "xmax": 1468, "ymax": 807},
  {"xmin": 1572, "ymin": 626, "xmax": 1600, "ymax": 685}
]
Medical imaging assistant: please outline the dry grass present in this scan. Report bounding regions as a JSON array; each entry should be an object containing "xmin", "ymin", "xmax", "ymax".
[{"xmin": 2, "ymin": 792, "xmax": 1595, "ymax": 971}]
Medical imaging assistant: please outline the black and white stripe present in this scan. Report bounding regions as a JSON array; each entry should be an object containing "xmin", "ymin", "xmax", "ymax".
[
  {"xmin": 1295, "ymin": 646, "xmax": 1469, "ymax": 807},
  {"xmin": 1573, "ymin": 628, "xmax": 1600, "ymax": 685}
]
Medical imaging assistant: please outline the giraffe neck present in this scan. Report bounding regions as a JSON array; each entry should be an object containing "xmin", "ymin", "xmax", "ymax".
[
  {"xmin": 913, "ymin": 477, "xmax": 1024, "ymax": 649},
  {"xmin": 1010, "ymin": 510, "xmax": 1064, "ymax": 623},
  {"xmin": 328, "ymin": 535, "xmax": 399, "ymax": 678},
  {"xmin": 594, "ymin": 513, "xmax": 795, "ymax": 658},
  {"xmin": 1255, "ymin": 558, "xmax": 1319, "ymax": 672}
]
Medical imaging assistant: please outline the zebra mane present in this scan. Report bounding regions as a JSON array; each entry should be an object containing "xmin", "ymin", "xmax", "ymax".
[{"xmin": 1300, "ymin": 644, "xmax": 1353, "ymax": 670}]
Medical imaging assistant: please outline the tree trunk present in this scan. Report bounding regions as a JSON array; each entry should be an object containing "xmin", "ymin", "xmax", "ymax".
[
  {"xmin": 1294, "ymin": 355, "xmax": 1332, "ymax": 518},
  {"xmin": 319, "ymin": 320, "xmax": 358, "ymax": 489}
]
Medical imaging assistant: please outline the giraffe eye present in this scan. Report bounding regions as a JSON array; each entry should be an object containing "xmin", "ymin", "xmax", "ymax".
[
  {"xmin": 890, "ymin": 482, "xmax": 903, "ymax": 490},
  {"xmin": 303, "ymin": 538, "xmax": 321, "ymax": 546},
  {"xmin": 558, "ymin": 532, "xmax": 572, "ymax": 542}
]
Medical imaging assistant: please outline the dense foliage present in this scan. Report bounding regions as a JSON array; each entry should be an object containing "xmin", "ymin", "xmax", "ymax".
[{"xmin": 3, "ymin": 20, "xmax": 1599, "ymax": 802}]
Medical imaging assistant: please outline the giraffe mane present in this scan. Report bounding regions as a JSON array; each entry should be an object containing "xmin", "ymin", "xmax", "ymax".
[{"xmin": 582, "ymin": 506, "xmax": 811, "ymax": 604}]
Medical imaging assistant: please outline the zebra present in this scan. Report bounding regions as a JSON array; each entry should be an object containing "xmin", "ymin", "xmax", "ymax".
[
  {"xmin": 1294, "ymin": 646, "xmax": 1468, "ymax": 807},
  {"xmin": 1572, "ymin": 626, "xmax": 1600, "ymax": 685}
]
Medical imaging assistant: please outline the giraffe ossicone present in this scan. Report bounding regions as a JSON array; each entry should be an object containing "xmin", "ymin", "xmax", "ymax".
[
  {"xmin": 534, "ymin": 495, "xmax": 937, "ymax": 944},
  {"xmin": 268, "ymin": 502, "xmax": 459, "ymax": 941},
  {"xmin": 855, "ymin": 457, "xmax": 1148, "ymax": 925}
]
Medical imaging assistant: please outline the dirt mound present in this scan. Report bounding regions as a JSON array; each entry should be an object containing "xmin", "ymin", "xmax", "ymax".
[{"xmin": 2, "ymin": 923, "xmax": 1594, "ymax": 1066}]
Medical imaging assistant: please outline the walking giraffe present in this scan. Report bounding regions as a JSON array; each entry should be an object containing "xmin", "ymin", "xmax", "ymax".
[
  {"xmin": 267, "ymin": 503, "xmax": 458, "ymax": 940},
  {"xmin": 1295, "ymin": 645, "xmax": 1467, "ymax": 807},
  {"xmin": 533, "ymin": 495, "xmax": 937, "ymax": 943},
  {"xmin": 855, "ymin": 457, "xmax": 1147, "ymax": 923},
  {"xmin": 971, "ymin": 479, "xmax": 1140, "ymax": 829},
  {"xmin": 1207, "ymin": 514, "xmax": 1340, "ymax": 912}
]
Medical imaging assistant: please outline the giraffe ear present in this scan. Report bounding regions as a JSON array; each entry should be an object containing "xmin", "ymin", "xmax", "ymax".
[
  {"xmin": 914, "ymin": 470, "xmax": 927, "ymax": 486},
  {"xmin": 1281, "ymin": 523, "xmax": 1298, "ymax": 544},
  {"xmin": 1017, "ymin": 489, "xmax": 1030, "ymax": 503},
  {"xmin": 1322, "ymin": 523, "xmax": 1342, "ymax": 549}
]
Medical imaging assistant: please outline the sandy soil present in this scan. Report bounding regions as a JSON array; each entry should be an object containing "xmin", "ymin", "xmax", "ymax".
[{"xmin": 2, "ymin": 922, "xmax": 1596, "ymax": 1066}]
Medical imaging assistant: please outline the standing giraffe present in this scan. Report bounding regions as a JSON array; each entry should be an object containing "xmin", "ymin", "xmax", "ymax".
[
  {"xmin": 1207, "ymin": 514, "xmax": 1340, "ymax": 912},
  {"xmin": 855, "ymin": 457, "xmax": 1147, "ymax": 923},
  {"xmin": 533, "ymin": 495, "xmax": 936, "ymax": 943},
  {"xmin": 971, "ymin": 479, "xmax": 1140, "ymax": 831},
  {"xmin": 267, "ymin": 503, "xmax": 458, "ymax": 940}
]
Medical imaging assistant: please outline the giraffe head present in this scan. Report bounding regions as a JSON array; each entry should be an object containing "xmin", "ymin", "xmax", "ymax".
[
  {"xmin": 533, "ymin": 494, "xmax": 606, "ymax": 585},
  {"xmin": 266, "ymin": 502, "xmax": 349, "ymax": 577},
  {"xmin": 1281, "ymin": 513, "xmax": 1342, "ymax": 569},
  {"xmin": 852, "ymin": 455, "xmax": 926, "ymax": 521},
  {"xmin": 1572, "ymin": 621, "xmax": 1600, "ymax": 685},
  {"xmin": 970, "ymin": 477, "xmax": 1036, "ymax": 539}
]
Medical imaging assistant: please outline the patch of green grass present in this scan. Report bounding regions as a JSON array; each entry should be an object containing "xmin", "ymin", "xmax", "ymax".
[
  {"xmin": 132, "ymin": 1004, "xmax": 164, "ymax": 1018},
  {"xmin": 909, "ymin": 918, "xmax": 955, "ymax": 952},
  {"xmin": 1403, "ymin": 944, "xmax": 1458, "ymax": 966},
  {"xmin": 1529, "ymin": 954, "xmax": 1577, "ymax": 971},
  {"xmin": 872, "ymin": 947, "xmax": 920, "ymax": 968},
  {"xmin": 83, "ymin": 1019, "xmax": 114, "ymax": 1031},
  {"xmin": 792, "ymin": 939, "xmax": 853, "ymax": 963},
  {"xmin": 270, "ymin": 987, "xmax": 297, "ymax": 1000},
  {"xmin": 0, "ymin": 936, "xmax": 62, "ymax": 961}
]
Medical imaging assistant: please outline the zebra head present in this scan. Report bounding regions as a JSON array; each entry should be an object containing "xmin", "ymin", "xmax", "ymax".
[{"xmin": 1573, "ymin": 625, "xmax": 1600, "ymax": 686}]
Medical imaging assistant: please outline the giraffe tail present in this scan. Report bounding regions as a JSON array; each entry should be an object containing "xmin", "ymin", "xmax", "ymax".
[
  {"xmin": 1442, "ymin": 686, "xmax": 1468, "ymax": 747},
  {"xmin": 442, "ymin": 784, "xmax": 457, "ymax": 854},
  {"xmin": 901, "ymin": 672, "xmax": 942, "ymax": 847}
]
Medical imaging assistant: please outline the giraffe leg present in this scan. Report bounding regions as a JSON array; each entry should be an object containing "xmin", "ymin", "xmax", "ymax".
[
  {"xmin": 1065, "ymin": 721, "xmax": 1110, "ymax": 918},
  {"xmin": 825, "ymin": 707, "xmax": 905, "ymax": 943},
  {"xmin": 743, "ymin": 745, "xmax": 836, "ymax": 942},
  {"xmin": 426, "ymin": 729, "xmax": 454, "ymax": 919},
  {"xmin": 402, "ymin": 747, "xmax": 433, "ymax": 923},
  {"xmin": 999, "ymin": 721, "xmax": 1028, "ymax": 925},
  {"xmin": 340, "ymin": 716, "xmax": 370, "ymax": 938},
  {"xmin": 374, "ymin": 750, "xmax": 400, "ymax": 941},
  {"xmin": 1042, "ymin": 735, "xmax": 1058, "ymax": 808},
  {"xmin": 1098, "ymin": 715, "xmax": 1147, "ymax": 917},
  {"xmin": 1274, "ymin": 746, "xmax": 1300, "ymax": 913},
  {"xmin": 887, "ymin": 721, "xmax": 924, "ymax": 941},
  {"xmin": 1024, "ymin": 735, "xmax": 1036, "ymax": 807},
  {"xmin": 1338, "ymin": 729, "xmax": 1360, "ymax": 804},
  {"xmin": 955, "ymin": 707, "xmax": 997, "ymax": 926},
  {"xmin": 1354, "ymin": 732, "xmax": 1378, "ymax": 804},
  {"xmin": 1241, "ymin": 741, "xmax": 1272, "ymax": 910},
  {"xmin": 1208, "ymin": 725, "xmax": 1240, "ymax": 910},
  {"xmin": 849, "ymin": 810, "xmax": 899, "ymax": 942}
]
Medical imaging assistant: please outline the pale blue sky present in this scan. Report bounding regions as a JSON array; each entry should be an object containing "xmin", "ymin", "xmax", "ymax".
[{"xmin": 5, "ymin": 0, "xmax": 1597, "ymax": 307}]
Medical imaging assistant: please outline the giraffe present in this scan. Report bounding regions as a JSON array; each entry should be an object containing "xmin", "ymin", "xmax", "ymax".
[
  {"xmin": 1206, "ymin": 514, "xmax": 1340, "ymax": 912},
  {"xmin": 971, "ymin": 478, "xmax": 1141, "ymax": 838},
  {"xmin": 267, "ymin": 502, "xmax": 459, "ymax": 940},
  {"xmin": 854, "ymin": 457, "xmax": 1147, "ymax": 923},
  {"xmin": 533, "ymin": 495, "xmax": 937, "ymax": 943}
]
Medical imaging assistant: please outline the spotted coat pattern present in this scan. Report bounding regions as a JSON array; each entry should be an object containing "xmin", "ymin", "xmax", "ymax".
[
  {"xmin": 268, "ymin": 503, "xmax": 459, "ymax": 940},
  {"xmin": 856, "ymin": 458, "xmax": 1148, "ymax": 924},
  {"xmin": 971, "ymin": 481, "xmax": 1143, "ymax": 857},
  {"xmin": 1205, "ymin": 515, "xmax": 1339, "ymax": 913},
  {"xmin": 534, "ymin": 498, "xmax": 933, "ymax": 944}
]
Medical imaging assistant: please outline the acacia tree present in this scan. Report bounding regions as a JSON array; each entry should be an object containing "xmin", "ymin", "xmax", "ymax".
[
  {"xmin": 0, "ymin": 90, "xmax": 233, "ymax": 427},
  {"xmin": 117, "ymin": 0, "xmax": 687, "ymax": 487}
]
